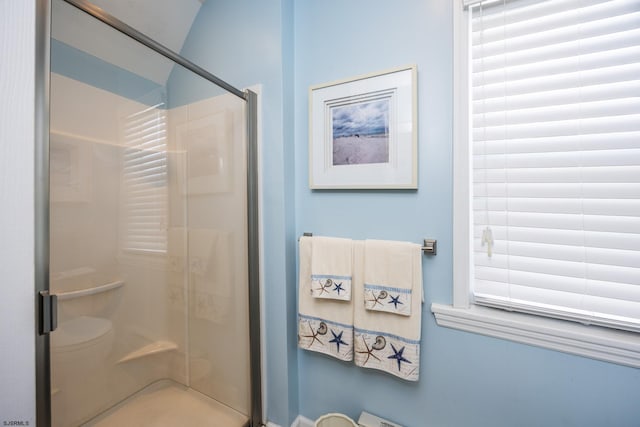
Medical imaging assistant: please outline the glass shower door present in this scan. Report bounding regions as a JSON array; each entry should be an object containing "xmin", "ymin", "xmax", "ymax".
[{"xmin": 48, "ymin": 1, "xmax": 252, "ymax": 425}]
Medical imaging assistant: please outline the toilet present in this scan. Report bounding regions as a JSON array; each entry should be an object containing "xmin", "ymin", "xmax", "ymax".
[{"xmin": 51, "ymin": 316, "xmax": 114, "ymax": 427}]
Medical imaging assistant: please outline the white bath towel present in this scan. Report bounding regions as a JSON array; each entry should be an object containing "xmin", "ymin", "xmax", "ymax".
[
  {"xmin": 310, "ymin": 236, "xmax": 353, "ymax": 301},
  {"xmin": 298, "ymin": 236, "xmax": 353, "ymax": 361},
  {"xmin": 354, "ymin": 240, "xmax": 422, "ymax": 381},
  {"xmin": 363, "ymin": 239, "xmax": 418, "ymax": 316}
]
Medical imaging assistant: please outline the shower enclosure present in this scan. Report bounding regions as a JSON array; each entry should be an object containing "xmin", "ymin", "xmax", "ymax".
[{"xmin": 36, "ymin": 1, "xmax": 261, "ymax": 426}]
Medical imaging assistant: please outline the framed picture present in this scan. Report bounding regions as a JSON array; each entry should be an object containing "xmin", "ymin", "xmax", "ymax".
[
  {"xmin": 177, "ymin": 110, "xmax": 232, "ymax": 195},
  {"xmin": 309, "ymin": 65, "xmax": 417, "ymax": 189}
]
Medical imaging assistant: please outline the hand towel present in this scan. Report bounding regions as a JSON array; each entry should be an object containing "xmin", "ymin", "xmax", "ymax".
[
  {"xmin": 188, "ymin": 229, "xmax": 233, "ymax": 323},
  {"xmin": 298, "ymin": 236, "xmax": 353, "ymax": 361},
  {"xmin": 310, "ymin": 236, "xmax": 353, "ymax": 301},
  {"xmin": 364, "ymin": 239, "xmax": 417, "ymax": 316},
  {"xmin": 354, "ymin": 240, "xmax": 422, "ymax": 381}
]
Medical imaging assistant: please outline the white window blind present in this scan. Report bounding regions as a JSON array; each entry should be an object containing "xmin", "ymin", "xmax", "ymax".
[
  {"xmin": 122, "ymin": 102, "xmax": 168, "ymax": 254},
  {"xmin": 471, "ymin": 0, "xmax": 640, "ymax": 332}
]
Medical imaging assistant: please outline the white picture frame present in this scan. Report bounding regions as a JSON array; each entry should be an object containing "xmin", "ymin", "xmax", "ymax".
[{"xmin": 309, "ymin": 65, "xmax": 417, "ymax": 189}]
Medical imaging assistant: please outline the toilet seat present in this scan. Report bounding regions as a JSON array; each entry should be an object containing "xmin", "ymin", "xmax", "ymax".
[{"xmin": 52, "ymin": 316, "xmax": 113, "ymax": 352}]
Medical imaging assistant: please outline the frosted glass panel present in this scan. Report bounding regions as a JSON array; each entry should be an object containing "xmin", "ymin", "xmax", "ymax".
[
  {"xmin": 49, "ymin": 1, "xmax": 250, "ymax": 425},
  {"xmin": 179, "ymin": 92, "xmax": 249, "ymax": 413}
]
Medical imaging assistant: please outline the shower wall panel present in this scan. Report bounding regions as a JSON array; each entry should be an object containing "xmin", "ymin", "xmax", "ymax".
[{"xmin": 170, "ymin": 94, "xmax": 250, "ymax": 415}]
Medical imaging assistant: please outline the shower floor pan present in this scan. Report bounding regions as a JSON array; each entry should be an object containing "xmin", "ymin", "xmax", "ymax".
[{"xmin": 82, "ymin": 379, "xmax": 248, "ymax": 427}]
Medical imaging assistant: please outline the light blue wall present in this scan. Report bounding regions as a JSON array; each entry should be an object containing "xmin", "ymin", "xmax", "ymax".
[
  {"xmin": 175, "ymin": 1, "xmax": 298, "ymax": 425},
  {"xmin": 51, "ymin": 39, "xmax": 165, "ymax": 106},
  {"xmin": 293, "ymin": 1, "xmax": 640, "ymax": 427}
]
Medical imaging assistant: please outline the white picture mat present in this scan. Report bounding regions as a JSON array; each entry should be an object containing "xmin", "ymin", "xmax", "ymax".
[{"xmin": 309, "ymin": 66, "xmax": 417, "ymax": 189}]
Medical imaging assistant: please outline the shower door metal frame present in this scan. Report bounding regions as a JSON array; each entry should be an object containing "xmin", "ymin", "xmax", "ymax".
[
  {"xmin": 35, "ymin": 0, "xmax": 52, "ymax": 426},
  {"xmin": 35, "ymin": 1, "xmax": 263, "ymax": 425}
]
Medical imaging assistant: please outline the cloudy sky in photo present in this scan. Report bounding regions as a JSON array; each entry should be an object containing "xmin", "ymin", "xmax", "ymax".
[{"xmin": 332, "ymin": 99, "xmax": 389, "ymax": 138}]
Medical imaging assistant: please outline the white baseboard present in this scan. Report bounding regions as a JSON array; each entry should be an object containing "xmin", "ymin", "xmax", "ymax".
[
  {"xmin": 266, "ymin": 422, "xmax": 282, "ymax": 427},
  {"xmin": 291, "ymin": 415, "xmax": 314, "ymax": 427}
]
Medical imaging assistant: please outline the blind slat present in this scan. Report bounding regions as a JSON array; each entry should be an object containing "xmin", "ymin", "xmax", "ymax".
[
  {"xmin": 473, "ymin": 240, "xmax": 640, "ymax": 269},
  {"xmin": 474, "ymin": 98, "xmax": 640, "ymax": 127},
  {"xmin": 474, "ymin": 62, "xmax": 640, "ymax": 99},
  {"xmin": 474, "ymin": 131, "xmax": 640, "ymax": 154},
  {"xmin": 474, "ymin": 78, "xmax": 640, "ymax": 114},
  {"xmin": 474, "ymin": 211, "xmax": 640, "ymax": 233},
  {"xmin": 474, "ymin": 197, "xmax": 640, "ymax": 216},
  {"xmin": 473, "ymin": 225, "xmax": 640, "ymax": 252},
  {"xmin": 474, "ymin": 166, "xmax": 640, "ymax": 183}
]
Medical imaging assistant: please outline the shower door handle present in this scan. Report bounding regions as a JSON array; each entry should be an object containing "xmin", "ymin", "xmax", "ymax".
[{"xmin": 39, "ymin": 290, "xmax": 58, "ymax": 335}]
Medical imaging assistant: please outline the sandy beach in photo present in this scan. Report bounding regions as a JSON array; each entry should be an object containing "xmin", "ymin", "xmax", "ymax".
[{"xmin": 332, "ymin": 134, "xmax": 389, "ymax": 165}]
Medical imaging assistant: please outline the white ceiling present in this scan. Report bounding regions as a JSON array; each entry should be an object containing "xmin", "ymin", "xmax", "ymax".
[{"xmin": 52, "ymin": 0, "xmax": 203, "ymax": 85}]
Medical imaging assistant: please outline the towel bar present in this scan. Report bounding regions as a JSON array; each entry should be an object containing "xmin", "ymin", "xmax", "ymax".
[{"xmin": 299, "ymin": 233, "xmax": 437, "ymax": 256}]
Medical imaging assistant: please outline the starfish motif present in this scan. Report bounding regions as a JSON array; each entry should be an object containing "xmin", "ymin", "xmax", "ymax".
[
  {"xmin": 329, "ymin": 329, "xmax": 348, "ymax": 352},
  {"xmin": 314, "ymin": 281, "xmax": 330, "ymax": 296},
  {"xmin": 388, "ymin": 294, "xmax": 403, "ymax": 309},
  {"xmin": 333, "ymin": 282, "xmax": 345, "ymax": 295},
  {"xmin": 366, "ymin": 291, "xmax": 386, "ymax": 307},
  {"xmin": 356, "ymin": 336, "xmax": 380, "ymax": 365},
  {"xmin": 387, "ymin": 343, "xmax": 411, "ymax": 371},
  {"xmin": 301, "ymin": 322, "xmax": 324, "ymax": 348}
]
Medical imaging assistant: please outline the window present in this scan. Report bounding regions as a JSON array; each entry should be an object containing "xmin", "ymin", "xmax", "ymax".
[
  {"xmin": 432, "ymin": 0, "xmax": 640, "ymax": 367},
  {"xmin": 121, "ymin": 101, "xmax": 168, "ymax": 254}
]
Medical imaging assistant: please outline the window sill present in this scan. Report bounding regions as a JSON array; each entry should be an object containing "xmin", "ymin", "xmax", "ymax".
[{"xmin": 431, "ymin": 303, "xmax": 640, "ymax": 368}]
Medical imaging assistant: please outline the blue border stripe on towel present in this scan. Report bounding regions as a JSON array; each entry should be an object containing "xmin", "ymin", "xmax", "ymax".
[
  {"xmin": 299, "ymin": 314, "xmax": 352, "ymax": 330},
  {"xmin": 311, "ymin": 274, "xmax": 352, "ymax": 280},
  {"xmin": 364, "ymin": 284, "xmax": 412, "ymax": 294},
  {"xmin": 354, "ymin": 327, "xmax": 420, "ymax": 345}
]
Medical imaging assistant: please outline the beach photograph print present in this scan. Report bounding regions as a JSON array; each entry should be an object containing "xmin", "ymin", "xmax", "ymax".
[{"xmin": 331, "ymin": 98, "xmax": 390, "ymax": 166}]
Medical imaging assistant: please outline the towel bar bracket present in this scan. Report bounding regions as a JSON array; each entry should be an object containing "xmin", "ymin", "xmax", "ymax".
[{"xmin": 422, "ymin": 239, "xmax": 437, "ymax": 255}]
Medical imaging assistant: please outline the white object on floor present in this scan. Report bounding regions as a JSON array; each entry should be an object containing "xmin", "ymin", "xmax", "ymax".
[{"xmin": 315, "ymin": 413, "xmax": 358, "ymax": 427}]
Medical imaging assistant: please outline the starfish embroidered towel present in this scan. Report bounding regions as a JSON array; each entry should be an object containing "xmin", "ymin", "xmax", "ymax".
[
  {"xmin": 354, "ymin": 240, "xmax": 422, "ymax": 381},
  {"xmin": 298, "ymin": 236, "xmax": 353, "ymax": 361},
  {"xmin": 363, "ymin": 239, "xmax": 419, "ymax": 316},
  {"xmin": 310, "ymin": 236, "xmax": 353, "ymax": 301}
]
